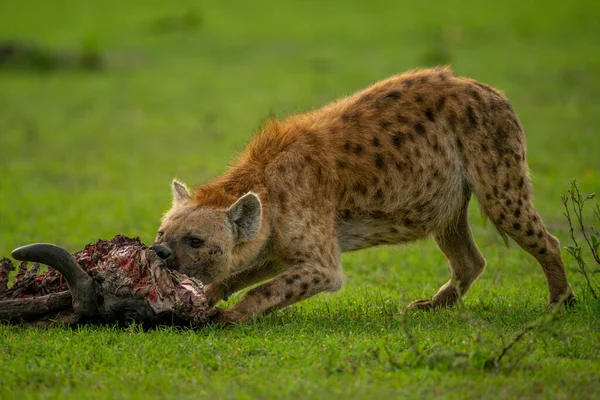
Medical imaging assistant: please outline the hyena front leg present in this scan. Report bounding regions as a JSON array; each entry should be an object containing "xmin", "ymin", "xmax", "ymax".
[
  {"xmin": 204, "ymin": 260, "xmax": 284, "ymax": 306},
  {"xmin": 208, "ymin": 260, "xmax": 343, "ymax": 325},
  {"xmin": 209, "ymin": 219, "xmax": 344, "ymax": 325}
]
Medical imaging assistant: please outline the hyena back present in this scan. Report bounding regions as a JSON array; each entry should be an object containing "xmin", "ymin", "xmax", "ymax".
[{"xmin": 153, "ymin": 67, "xmax": 574, "ymax": 324}]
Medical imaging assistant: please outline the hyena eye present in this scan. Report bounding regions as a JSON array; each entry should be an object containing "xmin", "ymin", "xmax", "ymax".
[
  {"xmin": 156, "ymin": 231, "xmax": 164, "ymax": 238},
  {"xmin": 185, "ymin": 237, "xmax": 205, "ymax": 248}
]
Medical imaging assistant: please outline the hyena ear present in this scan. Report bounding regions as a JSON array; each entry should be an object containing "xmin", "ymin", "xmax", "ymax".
[
  {"xmin": 227, "ymin": 192, "xmax": 262, "ymax": 242},
  {"xmin": 172, "ymin": 179, "xmax": 191, "ymax": 206}
]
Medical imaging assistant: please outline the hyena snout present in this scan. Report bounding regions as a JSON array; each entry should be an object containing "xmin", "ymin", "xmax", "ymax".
[{"xmin": 150, "ymin": 244, "xmax": 173, "ymax": 260}]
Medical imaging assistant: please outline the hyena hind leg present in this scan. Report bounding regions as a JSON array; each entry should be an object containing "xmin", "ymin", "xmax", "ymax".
[
  {"xmin": 409, "ymin": 203, "xmax": 486, "ymax": 310},
  {"xmin": 482, "ymin": 193, "xmax": 575, "ymax": 309}
]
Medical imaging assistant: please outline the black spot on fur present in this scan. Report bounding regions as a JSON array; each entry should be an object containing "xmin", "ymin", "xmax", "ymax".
[
  {"xmin": 353, "ymin": 144, "xmax": 364, "ymax": 155},
  {"xmin": 526, "ymin": 229, "xmax": 534, "ymax": 236},
  {"xmin": 375, "ymin": 189, "xmax": 384, "ymax": 199},
  {"xmin": 519, "ymin": 177, "xmax": 525, "ymax": 188},
  {"xmin": 285, "ymin": 277, "xmax": 294, "ymax": 285},
  {"xmin": 456, "ymin": 138, "xmax": 463, "ymax": 151},
  {"xmin": 343, "ymin": 142, "xmax": 351, "ymax": 151},
  {"xmin": 336, "ymin": 160, "xmax": 347, "ymax": 168},
  {"xmin": 513, "ymin": 222, "xmax": 521, "ymax": 230},
  {"xmin": 470, "ymin": 89, "xmax": 481, "ymax": 102},
  {"xmin": 285, "ymin": 291, "xmax": 294, "ymax": 300},
  {"xmin": 448, "ymin": 112, "xmax": 457, "ymax": 130},
  {"xmin": 514, "ymin": 208, "xmax": 521, "ymax": 218},
  {"xmin": 379, "ymin": 120, "xmax": 391, "ymax": 130},
  {"xmin": 415, "ymin": 95, "xmax": 424, "ymax": 103},
  {"xmin": 499, "ymin": 213, "xmax": 505, "ymax": 222},
  {"xmin": 539, "ymin": 248, "xmax": 547, "ymax": 255},
  {"xmin": 506, "ymin": 199, "xmax": 512, "ymax": 206},
  {"xmin": 372, "ymin": 137, "xmax": 381, "ymax": 147},
  {"xmin": 313, "ymin": 277, "xmax": 321, "ymax": 284},
  {"xmin": 263, "ymin": 290, "xmax": 271, "ymax": 298},
  {"xmin": 340, "ymin": 185, "xmax": 347, "ymax": 198},
  {"xmin": 503, "ymin": 181, "xmax": 510, "ymax": 190},
  {"xmin": 341, "ymin": 209, "xmax": 352, "ymax": 220},
  {"xmin": 384, "ymin": 91, "xmax": 401, "ymax": 101},
  {"xmin": 391, "ymin": 132, "xmax": 404, "ymax": 148},
  {"xmin": 466, "ymin": 105, "xmax": 478, "ymax": 127},
  {"xmin": 375, "ymin": 153, "xmax": 385, "ymax": 169},
  {"xmin": 419, "ymin": 76, "xmax": 429, "ymax": 83},
  {"xmin": 425, "ymin": 108, "xmax": 435, "ymax": 122},
  {"xmin": 414, "ymin": 122, "xmax": 426, "ymax": 136},
  {"xmin": 403, "ymin": 79, "xmax": 415, "ymax": 88},
  {"xmin": 301, "ymin": 282, "xmax": 309, "ymax": 290},
  {"xmin": 396, "ymin": 114, "xmax": 409, "ymax": 124},
  {"xmin": 404, "ymin": 218, "xmax": 413, "ymax": 226},
  {"xmin": 436, "ymin": 95, "xmax": 447, "ymax": 112},
  {"xmin": 278, "ymin": 192, "xmax": 287, "ymax": 203}
]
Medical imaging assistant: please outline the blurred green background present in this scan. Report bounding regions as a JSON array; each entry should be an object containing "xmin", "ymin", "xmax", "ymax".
[{"xmin": 1, "ymin": 2, "xmax": 599, "ymax": 398}]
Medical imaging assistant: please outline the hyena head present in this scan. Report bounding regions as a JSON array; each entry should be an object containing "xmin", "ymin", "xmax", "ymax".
[{"xmin": 152, "ymin": 180, "xmax": 262, "ymax": 284}]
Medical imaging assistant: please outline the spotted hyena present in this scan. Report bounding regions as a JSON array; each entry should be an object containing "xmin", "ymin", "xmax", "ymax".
[{"xmin": 152, "ymin": 67, "xmax": 575, "ymax": 325}]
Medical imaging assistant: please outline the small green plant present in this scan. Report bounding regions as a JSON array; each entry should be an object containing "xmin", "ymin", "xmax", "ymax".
[{"xmin": 562, "ymin": 180, "xmax": 600, "ymax": 300}]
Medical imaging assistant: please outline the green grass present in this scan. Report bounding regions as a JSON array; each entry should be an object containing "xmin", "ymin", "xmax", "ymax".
[{"xmin": 1, "ymin": 1, "xmax": 599, "ymax": 398}]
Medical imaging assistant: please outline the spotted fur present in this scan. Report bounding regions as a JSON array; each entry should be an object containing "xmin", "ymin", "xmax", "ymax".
[{"xmin": 155, "ymin": 67, "xmax": 575, "ymax": 324}]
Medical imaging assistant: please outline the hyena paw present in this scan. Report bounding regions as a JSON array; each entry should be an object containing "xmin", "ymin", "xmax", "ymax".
[
  {"xmin": 206, "ymin": 307, "xmax": 243, "ymax": 326},
  {"xmin": 407, "ymin": 298, "xmax": 435, "ymax": 311},
  {"xmin": 545, "ymin": 292, "xmax": 577, "ymax": 312},
  {"xmin": 204, "ymin": 283, "xmax": 229, "ymax": 307}
]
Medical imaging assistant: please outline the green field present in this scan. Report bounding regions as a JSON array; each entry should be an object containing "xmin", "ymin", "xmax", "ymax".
[{"xmin": 1, "ymin": 1, "xmax": 599, "ymax": 398}]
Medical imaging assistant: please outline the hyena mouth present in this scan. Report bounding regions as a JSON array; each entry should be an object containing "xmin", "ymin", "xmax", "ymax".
[{"xmin": 165, "ymin": 255, "xmax": 180, "ymax": 270}]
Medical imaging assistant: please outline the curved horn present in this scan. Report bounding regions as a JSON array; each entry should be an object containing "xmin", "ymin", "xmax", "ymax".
[{"xmin": 11, "ymin": 244, "xmax": 97, "ymax": 317}]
